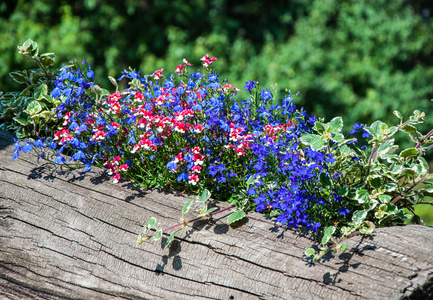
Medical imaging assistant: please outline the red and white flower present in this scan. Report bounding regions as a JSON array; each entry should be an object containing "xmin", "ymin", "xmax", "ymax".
[
  {"xmin": 153, "ymin": 68, "xmax": 164, "ymax": 80},
  {"xmin": 200, "ymin": 54, "xmax": 217, "ymax": 67},
  {"xmin": 188, "ymin": 173, "xmax": 199, "ymax": 185},
  {"xmin": 112, "ymin": 173, "xmax": 121, "ymax": 184},
  {"xmin": 90, "ymin": 130, "xmax": 107, "ymax": 141},
  {"xmin": 193, "ymin": 153, "xmax": 205, "ymax": 165},
  {"xmin": 119, "ymin": 164, "xmax": 129, "ymax": 172},
  {"xmin": 193, "ymin": 124, "xmax": 203, "ymax": 133},
  {"xmin": 191, "ymin": 165, "xmax": 202, "ymax": 174}
]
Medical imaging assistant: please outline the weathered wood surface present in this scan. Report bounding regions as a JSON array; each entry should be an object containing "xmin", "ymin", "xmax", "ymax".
[{"xmin": 0, "ymin": 129, "xmax": 432, "ymax": 300}]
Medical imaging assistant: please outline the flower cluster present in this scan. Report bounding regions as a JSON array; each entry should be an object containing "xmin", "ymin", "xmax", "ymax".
[{"xmin": 12, "ymin": 56, "xmax": 344, "ymax": 233}]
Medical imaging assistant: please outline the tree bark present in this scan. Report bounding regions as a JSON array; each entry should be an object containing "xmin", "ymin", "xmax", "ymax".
[{"xmin": 0, "ymin": 129, "xmax": 432, "ymax": 300}]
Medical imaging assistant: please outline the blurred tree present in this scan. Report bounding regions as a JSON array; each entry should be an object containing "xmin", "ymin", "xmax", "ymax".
[{"xmin": 1, "ymin": 0, "xmax": 432, "ymax": 137}]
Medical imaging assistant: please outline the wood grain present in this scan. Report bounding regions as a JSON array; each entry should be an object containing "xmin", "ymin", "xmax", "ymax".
[{"xmin": 0, "ymin": 129, "xmax": 432, "ymax": 299}]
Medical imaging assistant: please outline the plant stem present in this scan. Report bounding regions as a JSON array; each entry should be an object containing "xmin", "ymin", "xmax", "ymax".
[
  {"xmin": 415, "ymin": 128, "xmax": 433, "ymax": 149},
  {"xmin": 150, "ymin": 204, "xmax": 236, "ymax": 237},
  {"xmin": 390, "ymin": 174, "xmax": 433, "ymax": 204}
]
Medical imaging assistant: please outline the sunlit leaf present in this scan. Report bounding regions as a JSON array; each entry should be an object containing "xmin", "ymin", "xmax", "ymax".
[{"xmin": 227, "ymin": 210, "xmax": 246, "ymax": 224}]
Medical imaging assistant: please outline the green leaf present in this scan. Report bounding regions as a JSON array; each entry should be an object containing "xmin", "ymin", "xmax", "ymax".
[
  {"xmin": 246, "ymin": 176, "xmax": 257, "ymax": 186},
  {"xmin": 34, "ymin": 83, "xmax": 48, "ymax": 100},
  {"xmin": 182, "ymin": 198, "xmax": 194, "ymax": 215},
  {"xmin": 40, "ymin": 53, "xmax": 55, "ymax": 68},
  {"xmin": 305, "ymin": 248, "xmax": 315, "ymax": 256},
  {"xmin": 148, "ymin": 217, "xmax": 156, "ymax": 229},
  {"xmin": 360, "ymin": 221, "xmax": 375, "ymax": 235},
  {"xmin": 164, "ymin": 232, "xmax": 175, "ymax": 249},
  {"xmin": 377, "ymin": 139, "xmax": 398, "ymax": 158},
  {"xmin": 18, "ymin": 39, "xmax": 38, "ymax": 55},
  {"xmin": 399, "ymin": 148, "xmax": 419, "ymax": 159},
  {"xmin": 408, "ymin": 131, "xmax": 423, "ymax": 143},
  {"xmin": 393, "ymin": 110, "xmax": 403, "ymax": 120},
  {"xmin": 355, "ymin": 189, "xmax": 369, "ymax": 204},
  {"xmin": 411, "ymin": 215, "xmax": 424, "ymax": 225},
  {"xmin": 364, "ymin": 200, "xmax": 378, "ymax": 211},
  {"xmin": 44, "ymin": 94, "xmax": 55, "ymax": 104},
  {"xmin": 365, "ymin": 120, "xmax": 383, "ymax": 137},
  {"xmin": 382, "ymin": 183, "xmax": 398, "ymax": 192},
  {"xmin": 204, "ymin": 207, "xmax": 218, "ymax": 214},
  {"xmin": 422, "ymin": 187, "xmax": 433, "ymax": 197},
  {"xmin": 153, "ymin": 230, "xmax": 162, "ymax": 241},
  {"xmin": 369, "ymin": 176, "xmax": 382, "ymax": 189},
  {"xmin": 300, "ymin": 134, "xmax": 326, "ymax": 150},
  {"xmin": 21, "ymin": 84, "xmax": 35, "ymax": 96},
  {"xmin": 319, "ymin": 172, "xmax": 332, "ymax": 186},
  {"xmin": 313, "ymin": 121, "xmax": 327, "ymax": 133},
  {"xmin": 9, "ymin": 71, "xmax": 28, "ymax": 84},
  {"xmin": 400, "ymin": 123, "xmax": 417, "ymax": 133},
  {"xmin": 26, "ymin": 100, "xmax": 42, "ymax": 115},
  {"xmin": 329, "ymin": 117, "xmax": 343, "ymax": 133},
  {"xmin": 340, "ymin": 244, "xmax": 349, "ymax": 252},
  {"xmin": 108, "ymin": 76, "xmax": 118, "ymax": 87},
  {"xmin": 21, "ymin": 39, "xmax": 34, "ymax": 50},
  {"xmin": 352, "ymin": 210, "xmax": 368, "ymax": 225},
  {"xmin": 323, "ymin": 226, "xmax": 336, "ymax": 238},
  {"xmin": 378, "ymin": 195, "xmax": 391, "ymax": 203},
  {"xmin": 332, "ymin": 133, "xmax": 345, "ymax": 142},
  {"xmin": 197, "ymin": 189, "xmax": 211, "ymax": 203},
  {"xmin": 101, "ymin": 88, "xmax": 110, "ymax": 97},
  {"xmin": 338, "ymin": 186, "xmax": 349, "ymax": 197},
  {"xmin": 227, "ymin": 210, "xmax": 246, "ymax": 224},
  {"xmin": 13, "ymin": 117, "xmax": 28, "ymax": 126},
  {"xmin": 401, "ymin": 167, "xmax": 417, "ymax": 177},
  {"xmin": 387, "ymin": 126, "xmax": 398, "ymax": 137},
  {"xmin": 87, "ymin": 85, "xmax": 103, "ymax": 97}
]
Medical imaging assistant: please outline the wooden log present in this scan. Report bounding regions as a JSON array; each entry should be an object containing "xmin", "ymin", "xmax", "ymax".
[{"xmin": 0, "ymin": 129, "xmax": 432, "ymax": 300}]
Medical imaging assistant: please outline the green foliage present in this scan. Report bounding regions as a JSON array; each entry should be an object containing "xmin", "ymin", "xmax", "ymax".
[
  {"xmin": 138, "ymin": 190, "xmax": 236, "ymax": 249},
  {"xmin": 303, "ymin": 109, "xmax": 433, "ymax": 262},
  {"xmin": 0, "ymin": 39, "xmax": 62, "ymax": 137}
]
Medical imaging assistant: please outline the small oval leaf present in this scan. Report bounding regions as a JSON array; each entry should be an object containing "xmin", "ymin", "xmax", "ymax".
[
  {"xmin": 399, "ymin": 147, "xmax": 419, "ymax": 159},
  {"xmin": 305, "ymin": 248, "xmax": 315, "ymax": 256},
  {"xmin": 227, "ymin": 210, "xmax": 246, "ymax": 224},
  {"xmin": 153, "ymin": 230, "xmax": 162, "ymax": 241},
  {"xmin": 197, "ymin": 189, "xmax": 211, "ymax": 203},
  {"xmin": 164, "ymin": 232, "xmax": 175, "ymax": 249},
  {"xmin": 182, "ymin": 198, "xmax": 194, "ymax": 215},
  {"xmin": 148, "ymin": 217, "xmax": 156, "ymax": 229}
]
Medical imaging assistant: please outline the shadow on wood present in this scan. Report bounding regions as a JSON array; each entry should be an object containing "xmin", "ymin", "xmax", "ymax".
[{"xmin": 1, "ymin": 129, "xmax": 432, "ymax": 299}]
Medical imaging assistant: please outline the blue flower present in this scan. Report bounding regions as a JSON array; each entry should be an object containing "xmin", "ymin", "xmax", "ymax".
[
  {"xmin": 87, "ymin": 66, "xmax": 94, "ymax": 79},
  {"xmin": 184, "ymin": 153, "xmax": 193, "ymax": 163},
  {"xmin": 217, "ymin": 176, "xmax": 226, "ymax": 184},
  {"xmin": 362, "ymin": 131, "xmax": 372, "ymax": 139},
  {"xmin": 260, "ymin": 88, "xmax": 272, "ymax": 101},
  {"xmin": 311, "ymin": 222, "xmax": 321, "ymax": 232},
  {"xmin": 338, "ymin": 207, "xmax": 350, "ymax": 216},
  {"xmin": 33, "ymin": 139, "xmax": 45, "ymax": 148},
  {"xmin": 244, "ymin": 80, "xmax": 256, "ymax": 92},
  {"xmin": 13, "ymin": 139, "xmax": 21, "ymax": 152},
  {"xmin": 72, "ymin": 150, "xmax": 86, "ymax": 161},
  {"xmin": 177, "ymin": 173, "xmax": 189, "ymax": 182},
  {"xmin": 166, "ymin": 160, "xmax": 177, "ymax": 171},
  {"xmin": 51, "ymin": 87, "xmax": 61, "ymax": 98},
  {"xmin": 22, "ymin": 142, "xmax": 33, "ymax": 153},
  {"xmin": 350, "ymin": 123, "xmax": 363, "ymax": 135},
  {"xmin": 12, "ymin": 151, "xmax": 19, "ymax": 160},
  {"xmin": 247, "ymin": 188, "xmax": 256, "ymax": 197},
  {"xmin": 55, "ymin": 156, "xmax": 66, "ymax": 164}
]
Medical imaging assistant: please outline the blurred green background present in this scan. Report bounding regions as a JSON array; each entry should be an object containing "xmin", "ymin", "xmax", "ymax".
[{"xmin": 0, "ymin": 0, "xmax": 432, "ymax": 224}]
